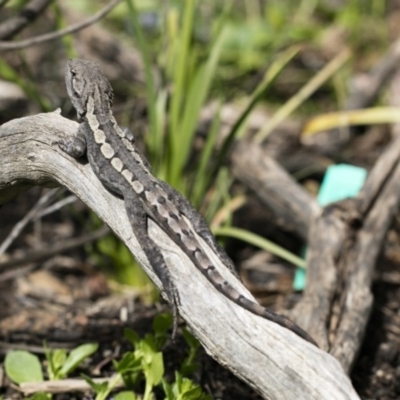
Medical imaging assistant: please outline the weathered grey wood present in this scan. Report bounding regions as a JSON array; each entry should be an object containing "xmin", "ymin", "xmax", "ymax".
[
  {"xmin": 329, "ymin": 133, "xmax": 400, "ymax": 371},
  {"xmin": 231, "ymin": 140, "xmax": 320, "ymax": 241},
  {"xmin": 230, "ymin": 135, "xmax": 400, "ymax": 373},
  {"xmin": 0, "ymin": 111, "xmax": 359, "ymax": 399}
]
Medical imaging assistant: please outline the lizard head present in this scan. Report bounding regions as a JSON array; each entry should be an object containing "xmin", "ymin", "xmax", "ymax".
[{"xmin": 65, "ymin": 59, "xmax": 114, "ymax": 120}]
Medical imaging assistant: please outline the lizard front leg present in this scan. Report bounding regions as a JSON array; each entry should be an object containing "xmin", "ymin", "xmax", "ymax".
[
  {"xmin": 157, "ymin": 181, "xmax": 238, "ymax": 277},
  {"xmin": 124, "ymin": 191, "xmax": 180, "ymax": 336},
  {"xmin": 57, "ymin": 123, "xmax": 87, "ymax": 159}
]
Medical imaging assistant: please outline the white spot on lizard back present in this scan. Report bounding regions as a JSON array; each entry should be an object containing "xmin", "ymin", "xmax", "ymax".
[
  {"xmin": 86, "ymin": 97, "xmax": 99, "ymax": 129},
  {"xmin": 122, "ymin": 169, "xmax": 133, "ymax": 182},
  {"xmin": 100, "ymin": 143, "xmax": 115, "ymax": 159},
  {"xmin": 93, "ymin": 129, "xmax": 106, "ymax": 144},
  {"xmin": 131, "ymin": 180, "xmax": 144, "ymax": 193},
  {"xmin": 111, "ymin": 157, "xmax": 123, "ymax": 172}
]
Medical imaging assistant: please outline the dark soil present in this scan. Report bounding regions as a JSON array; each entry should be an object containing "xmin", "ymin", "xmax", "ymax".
[{"xmin": 1, "ymin": 181, "xmax": 400, "ymax": 399}]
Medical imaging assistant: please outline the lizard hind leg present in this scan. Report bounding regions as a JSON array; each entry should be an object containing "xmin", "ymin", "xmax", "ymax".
[{"xmin": 123, "ymin": 192, "xmax": 180, "ymax": 337}]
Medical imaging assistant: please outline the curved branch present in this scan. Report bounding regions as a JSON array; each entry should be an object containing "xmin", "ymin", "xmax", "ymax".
[
  {"xmin": 0, "ymin": 0, "xmax": 53, "ymax": 40},
  {"xmin": 0, "ymin": 112, "xmax": 360, "ymax": 399},
  {"xmin": 0, "ymin": 0, "xmax": 121, "ymax": 51}
]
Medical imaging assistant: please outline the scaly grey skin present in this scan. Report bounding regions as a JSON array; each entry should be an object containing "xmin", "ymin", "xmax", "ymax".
[{"xmin": 58, "ymin": 58, "xmax": 318, "ymax": 347}]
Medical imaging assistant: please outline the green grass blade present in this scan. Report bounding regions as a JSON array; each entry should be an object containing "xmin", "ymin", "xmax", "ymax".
[
  {"xmin": 255, "ymin": 48, "xmax": 351, "ymax": 143},
  {"xmin": 152, "ymin": 88, "xmax": 168, "ymax": 174},
  {"xmin": 191, "ymin": 102, "xmax": 222, "ymax": 207},
  {"xmin": 210, "ymin": 45, "xmax": 300, "ymax": 178},
  {"xmin": 175, "ymin": 27, "xmax": 229, "ymax": 183},
  {"xmin": 125, "ymin": 0, "xmax": 158, "ymax": 157},
  {"xmin": 214, "ymin": 226, "xmax": 306, "ymax": 268},
  {"xmin": 168, "ymin": 0, "xmax": 195, "ymax": 172},
  {"xmin": 204, "ymin": 168, "xmax": 232, "ymax": 222}
]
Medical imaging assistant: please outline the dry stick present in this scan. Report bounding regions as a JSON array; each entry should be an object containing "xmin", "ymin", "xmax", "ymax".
[
  {"xmin": 0, "ymin": 0, "xmax": 122, "ymax": 51},
  {"xmin": 0, "ymin": 341, "xmax": 53, "ymax": 354},
  {"xmin": 323, "ymin": 141, "xmax": 400, "ymax": 369},
  {"xmin": 19, "ymin": 376, "xmax": 124, "ymax": 395},
  {"xmin": 346, "ymin": 36, "xmax": 400, "ymax": 110},
  {"xmin": 0, "ymin": 111, "xmax": 359, "ymax": 400},
  {"xmin": 36, "ymin": 194, "xmax": 77, "ymax": 219},
  {"xmin": 230, "ymin": 140, "xmax": 320, "ymax": 241},
  {"xmin": 0, "ymin": 188, "xmax": 60, "ymax": 258},
  {"xmin": 231, "ymin": 134, "xmax": 400, "ymax": 372},
  {"xmin": 330, "ymin": 145, "xmax": 400, "ymax": 371},
  {"xmin": 295, "ymin": 135, "xmax": 400, "ymax": 372},
  {"xmin": 0, "ymin": 0, "xmax": 53, "ymax": 40}
]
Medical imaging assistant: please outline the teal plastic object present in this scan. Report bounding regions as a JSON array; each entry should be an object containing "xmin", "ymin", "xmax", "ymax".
[{"xmin": 293, "ymin": 164, "xmax": 367, "ymax": 291}]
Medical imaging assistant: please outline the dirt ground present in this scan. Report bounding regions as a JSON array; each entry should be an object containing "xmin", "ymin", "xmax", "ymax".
[{"xmin": 0, "ymin": 182, "xmax": 399, "ymax": 399}]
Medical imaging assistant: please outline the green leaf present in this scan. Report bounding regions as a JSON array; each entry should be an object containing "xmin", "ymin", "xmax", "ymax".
[
  {"xmin": 162, "ymin": 378, "xmax": 175, "ymax": 400},
  {"xmin": 4, "ymin": 350, "xmax": 43, "ymax": 384},
  {"xmin": 182, "ymin": 329, "xmax": 200, "ymax": 351},
  {"xmin": 169, "ymin": 372, "xmax": 211, "ymax": 400},
  {"xmin": 46, "ymin": 348, "xmax": 67, "ymax": 379},
  {"xmin": 82, "ymin": 373, "xmax": 109, "ymax": 394},
  {"xmin": 115, "ymin": 352, "xmax": 141, "ymax": 374},
  {"xmin": 180, "ymin": 328, "xmax": 200, "ymax": 376},
  {"xmin": 59, "ymin": 343, "xmax": 98, "ymax": 377},
  {"xmin": 29, "ymin": 393, "xmax": 51, "ymax": 400},
  {"xmin": 152, "ymin": 313, "xmax": 173, "ymax": 336},
  {"xmin": 144, "ymin": 351, "xmax": 164, "ymax": 387},
  {"xmin": 124, "ymin": 328, "xmax": 141, "ymax": 347},
  {"xmin": 141, "ymin": 335, "xmax": 158, "ymax": 356},
  {"xmin": 114, "ymin": 391, "xmax": 138, "ymax": 400},
  {"xmin": 181, "ymin": 385, "xmax": 211, "ymax": 400},
  {"xmin": 115, "ymin": 352, "xmax": 142, "ymax": 387}
]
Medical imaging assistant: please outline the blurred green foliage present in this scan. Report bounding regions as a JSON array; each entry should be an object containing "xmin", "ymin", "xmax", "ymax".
[{"xmin": 0, "ymin": 0, "xmax": 390, "ymax": 296}]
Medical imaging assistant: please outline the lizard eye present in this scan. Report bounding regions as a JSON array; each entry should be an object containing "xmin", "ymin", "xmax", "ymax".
[{"xmin": 70, "ymin": 69, "xmax": 76, "ymax": 77}]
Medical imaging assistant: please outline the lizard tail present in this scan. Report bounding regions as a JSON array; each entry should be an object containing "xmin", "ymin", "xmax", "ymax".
[
  {"xmin": 236, "ymin": 294, "xmax": 318, "ymax": 347},
  {"xmin": 192, "ymin": 251, "xmax": 318, "ymax": 347}
]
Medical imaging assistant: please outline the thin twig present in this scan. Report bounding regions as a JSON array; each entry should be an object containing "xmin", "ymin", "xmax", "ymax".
[
  {"xmin": 0, "ymin": 0, "xmax": 53, "ymax": 40},
  {"xmin": 0, "ymin": 0, "xmax": 122, "ymax": 51},
  {"xmin": 0, "ymin": 188, "xmax": 60, "ymax": 258},
  {"xmin": 0, "ymin": 225, "xmax": 110, "ymax": 271},
  {"xmin": 19, "ymin": 375, "xmax": 123, "ymax": 395},
  {"xmin": 0, "ymin": 0, "xmax": 11, "ymax": 10},
  {"xmin": 35, "ymin": 194, "xmax": 77, "ymax": 219}
]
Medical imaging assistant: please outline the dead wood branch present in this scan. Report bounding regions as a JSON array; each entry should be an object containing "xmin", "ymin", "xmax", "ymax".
[
  {"xmin": 0, "ymin": 0, "xmax": 121, "ymax": 51},
  {"xmin": 231, "ymin": 140, "xmax": 320, "ymax": 241},
  {"xmin": 19, "ymin": 375, "xmax": 124, "ymax": 395},
  {"xmin": 231, "ymin": 135, "xmax": 400, "ymax": 374},
  {"xmin": 0, "ymin": 0, "xmax": 53, "ymax": 40},
  {"xmin": 0, "ymin": 112, "xmax": 359, "ymax": 399}
]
